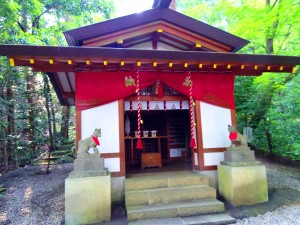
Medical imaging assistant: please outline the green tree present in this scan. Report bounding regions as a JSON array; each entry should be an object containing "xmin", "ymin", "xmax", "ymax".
[
  {"xmin": 0, "ymin": 0, "xmax": 115, "ymax": 171},
  {"xmin": 178, "ymin": 0, "xmax": 300, "ymax": 159}
]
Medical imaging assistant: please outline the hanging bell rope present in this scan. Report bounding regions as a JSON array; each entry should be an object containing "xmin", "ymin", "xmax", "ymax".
[
  {"xmin": 136, "ymin": 71, "xmax": 143, "ymax": 149},
  {"xmin": 188, "ymin": 72, "xmax": 196, "ymax": 148}
]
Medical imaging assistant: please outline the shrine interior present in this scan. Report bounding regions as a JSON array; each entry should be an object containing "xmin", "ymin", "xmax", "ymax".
[{"xmin": 124, "ymin": 110, "xmax": 193, "ymax": 174}]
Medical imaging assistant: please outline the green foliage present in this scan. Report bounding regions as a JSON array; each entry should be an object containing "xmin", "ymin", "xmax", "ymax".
[
  {"xmin": 0, "ymin": 0, "xmax": 115, "ymax": 171},
  {"xmin": 0, "ymin": 0, "xmax": 115, "ymax": 45},
  {"xmin": 252, "ymin": 72, "xmax": 300, "ymax": 160},
  {"xmin": 0, "ymin": 184, "xmax": 5, "ymax": 197},
  {"xmin": 180, "ymin": 0, "xmax": 300, "ymax": 161}
]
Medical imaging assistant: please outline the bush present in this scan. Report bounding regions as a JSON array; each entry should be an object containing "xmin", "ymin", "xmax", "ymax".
[{"xmin": 0, "ymin": 185, "xmax": 5, "ymax": 197}]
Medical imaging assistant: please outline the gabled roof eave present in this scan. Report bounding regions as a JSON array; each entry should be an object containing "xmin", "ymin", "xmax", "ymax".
[{"xmin": 63, "ymin": 8, "xmax": 249, "ymax": 52}]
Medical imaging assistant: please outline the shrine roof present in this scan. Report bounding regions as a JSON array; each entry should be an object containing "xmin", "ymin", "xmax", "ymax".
[
  {"xmin": 1, "ymin": 44, "xmax": 298, "ymax": 73},
  {"xmin": 63, "ymin": 7, "xmax": 249, "ymax": 52},
  {"xmin": 0, "ymin": 44, "xmax": 299, "ymax": 106}
]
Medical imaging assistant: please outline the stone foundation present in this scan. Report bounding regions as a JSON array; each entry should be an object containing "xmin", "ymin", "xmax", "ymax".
[
  {"xmin": 218, "ymin": 164, "xmax": 268, "ymax": 206},
  {"xmin": 65, "ymin": 155, "xmax": 111, "ymax": 225},
  {"xmin": 218, "ymin": 147, "xmax": 268, "ymax": 206}
]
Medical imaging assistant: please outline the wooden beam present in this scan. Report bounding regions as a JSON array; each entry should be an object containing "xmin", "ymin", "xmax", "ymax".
[
  {"xmin": 152, "ymin": 29, "xmax": 163, "ymax": 50},
  {"xmin": 160, "ymin": 32, "xmax": 192, "ymax": 48},
  {"xmin": 122, "ymin": 37, "xmax": 152, "ymax": 48},
  {"xmin": 83, "ymin": 21, "xmax": 231, "ymax": 52},
  {"xmin": 10, "ymin": 59, "xmax": 293, "ymax": 75},
  {"xmin": 117, "ymin": 39, "xmax": 123, "ymax": 48},
  {"xmin": 1, "ymin": 45, "xmax": 299, "ymax": 73},
  {"xmin": 66, "ymin": 72, "xmax": 74, "ymax": 93},
  {"xmin": 191, "ymin": 43, "xmax": 203, "ymax": 51},
  {"xmin": 62, "ymin": 92, "xmax": 75, "ymax": 98}
]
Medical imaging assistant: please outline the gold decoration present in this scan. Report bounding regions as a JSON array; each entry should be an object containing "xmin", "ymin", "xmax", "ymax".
[
  {"xmin": 183, "ymin": 76, "xmax": 192, "ymax": 87},
  {"xmin": 125, "ymin": 76, "xmax": 136, "ymax": 87}
]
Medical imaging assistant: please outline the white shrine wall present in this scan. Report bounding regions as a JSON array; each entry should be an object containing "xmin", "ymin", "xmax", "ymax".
[
  {"xmin": 200, "ymin": 102, "xmax": 232, "ymax": 166},
  {"xmin": 81, "ymin": 101, "xmax": 121, "ymax": 173}
]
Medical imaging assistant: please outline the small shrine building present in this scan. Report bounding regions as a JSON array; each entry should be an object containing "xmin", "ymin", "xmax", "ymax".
[{"xmin": 0, "ymin": 0, "xmax": 299, "ymax": 201}]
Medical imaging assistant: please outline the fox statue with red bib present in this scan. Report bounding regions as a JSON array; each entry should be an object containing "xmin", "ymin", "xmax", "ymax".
[
  {"xmin": 77, "ymin": 128, "xmax": 101, "ymax": 158},
  {"xmin": 228, "ymin": 125, "xmax": 248, "ymax": 147}
]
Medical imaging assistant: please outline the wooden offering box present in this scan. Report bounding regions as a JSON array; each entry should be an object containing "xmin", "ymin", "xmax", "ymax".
[{"xmin": 141, "ymin": 152, "xmax": 162, "ymax": 169}]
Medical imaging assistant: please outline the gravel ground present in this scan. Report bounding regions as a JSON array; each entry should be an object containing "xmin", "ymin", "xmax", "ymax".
[
  {"xmin": 0, "ymin": 156, "xmax": 299, "ymax": 225},
  {"xmin": 0, "ymin": 164, "xmax": 73, "ymax": 225},
  {"xmin": 235, "ymin": 205, "xmax": 300, "ymax": 225}
]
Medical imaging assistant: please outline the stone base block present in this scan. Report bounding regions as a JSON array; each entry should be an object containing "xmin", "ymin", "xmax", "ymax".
[
  {"xmin": 220, "ymin": 161, "xmax": 261, "ymax": 167},
  {"xmin": 68, "ymin": 170, "xmax": 108, "ymax": 178},
  {"xmin": 74, "ymin": 156, "xmax": 104, "ymax": 171},
  {"xmin": 224, "ymin": 148, "xmax": 255, "ymax": 162},
  {"xmin": 65, "ymin": 174, "xmax": 111, "ymax": 225},
  {"xmin": 218, "ymin": 164, "xmax": 268, "ymax": 206}
]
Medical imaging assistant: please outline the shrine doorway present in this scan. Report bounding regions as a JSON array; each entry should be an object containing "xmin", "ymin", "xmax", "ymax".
[{"xmin": 124, "ymin": 110, "xmax": 193, "ymax": 175}]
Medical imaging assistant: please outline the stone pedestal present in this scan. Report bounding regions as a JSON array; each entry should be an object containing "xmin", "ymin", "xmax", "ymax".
[
  {"xmin": 65, "ymin": 155, "xmax": 111, "ymax": 225},
  {"xmin": 218, "ymin": 147, "xmax": 268, "ymax": 206}
]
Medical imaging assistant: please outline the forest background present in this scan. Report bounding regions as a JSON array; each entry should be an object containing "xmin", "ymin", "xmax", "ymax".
[{"xmin": 0, "ymin": 0, "xmax": 299, "ymax": 173}]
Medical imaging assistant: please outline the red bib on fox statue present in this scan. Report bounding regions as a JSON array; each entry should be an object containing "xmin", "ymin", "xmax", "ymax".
[
  {"xmin": 228, "ymin": 125, "xmax": 248, "ymax": 147},
  {"xmin": 92, "ymin": 136, "xmax": 100, "ymax": 146},
  {"xmin": 229, "ymin": 132, "xmax": 238, "ymax": 140}
]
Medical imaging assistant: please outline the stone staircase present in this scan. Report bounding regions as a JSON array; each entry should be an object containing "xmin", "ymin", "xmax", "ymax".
[
  {"xmin": 34, "ymin": 140, "xmax": 75, "ymax": 165},
  {"xmin": 125, "ymin": 171, "xmax": 235, "ymax": 225}
]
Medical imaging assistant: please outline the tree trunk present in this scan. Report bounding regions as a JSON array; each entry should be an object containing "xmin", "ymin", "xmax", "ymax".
[
  {"xmin": 43, "ymin": 75, "xmax": 54, "ymax": 174},
  {"xmin": 49, "ymin": 91, "xmax": 57, "ymax": 145},
  {"xmin": 266, "ymin": 38, "xmax": 274, "ymax": 54},
  {"xmin": 6, "ymin": 79, "xmax": 15, "ymax": 166},
  {"xmin": 1, "ymin": 126, "xmax": 8, "ymax": 172},
  {"xmin": 265, "ymin": 130, "xmax": 273, "ymax": 155},
  {"xmin": 265, "ymin": 0, "xmax": 280, "ymax": 54},
  {"xmin": 60, "ymin": 106, "xmax": 70, "ymax": 140},
  {"xmin": 26, "ymin": 72, "xmax": 36, "ymax": 159}
]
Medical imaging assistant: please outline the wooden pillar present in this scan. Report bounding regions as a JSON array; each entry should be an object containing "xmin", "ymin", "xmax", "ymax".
[
  {"xmin": 193, "ymin": 100, "xmax": 203, "ymax": 170},
  {"xmin": 118, "ymin": 100, "xmax": 126, "ymax": 176},
  {"xmin": 75, "ymin": 109, "xmax": 82, "ymax": 154},
  {"xmin": 231, "ymin": 109, "xmax": 237, "ymax": 127}
]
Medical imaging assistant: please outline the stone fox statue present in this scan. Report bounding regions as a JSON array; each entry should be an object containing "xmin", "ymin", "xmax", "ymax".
[
  {"xmin": 228, "ymin": 125, "xmax": 248, "ymax": 147},
  {"xmin": 77, "ymin": 128, "xmax": 101, "ymax": 158}
]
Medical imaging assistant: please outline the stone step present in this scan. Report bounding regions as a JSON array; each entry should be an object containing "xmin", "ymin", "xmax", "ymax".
[
  {"xmin": 128, "ymin": 213, "xmax": 236, "ymax": 225},
  {"xmin": 61, "ymin": 140, "xmax": 75, "ymax": 145},
  {"xmin": 125, "ymin": 172, "xmax": 209, "ymax": 192},
  {"xmin": 127, "ymin": 199, "xmax": 224, "ymax": 221},
  {"xmin": 51, "ymin": 150, "xmax": 73, "ymax": 157},
  {"xmin": 56, "ymin": 144, "xmax": 74, "ymax": 151},
  {"xmin": 126, "ymin": 185, "xmax": 216, "ymax": 207},
  {"xmin": 39, "ymin": 157, "xmax": 60, "ymax": 162},
  {"xmin": 36, "ymin": 159, "xmax": 57, "ymax": 165}
]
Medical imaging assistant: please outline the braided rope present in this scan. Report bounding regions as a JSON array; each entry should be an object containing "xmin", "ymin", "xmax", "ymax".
[
  {"xmin": 189, "ymin": 72, "xmax": 196, "ymax": 147},
  {"xmin": 137, "ymin": 71, "xmax": 141, "ymax": 138}
]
